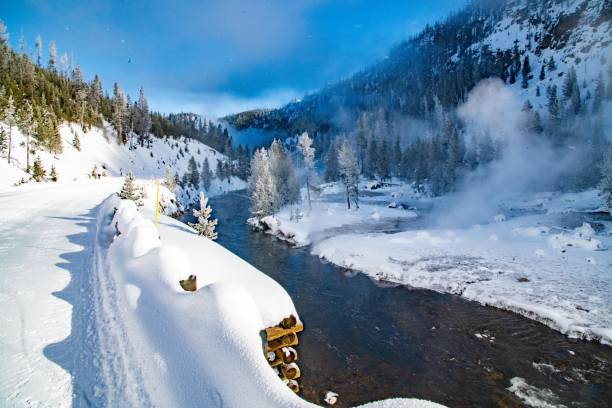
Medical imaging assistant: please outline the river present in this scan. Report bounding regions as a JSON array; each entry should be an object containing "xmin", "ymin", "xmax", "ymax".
[{"xmin": 203, "ymin": 190, "xmax": 611, "ymax": 407}]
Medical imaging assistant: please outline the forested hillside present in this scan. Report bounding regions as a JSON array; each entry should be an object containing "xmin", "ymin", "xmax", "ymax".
[
  {"xmin": 227, "ymin": 0, "xmax": 612, "ymax": 197},
  {"xmin": 0, "ymin": 22, "xmax": 251, "ymax": 188}
]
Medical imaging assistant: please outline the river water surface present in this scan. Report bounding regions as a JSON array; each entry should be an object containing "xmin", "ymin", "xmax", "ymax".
[{"xmin": 205, "ymin": 191, "xmax": 611, "ymax": 407}]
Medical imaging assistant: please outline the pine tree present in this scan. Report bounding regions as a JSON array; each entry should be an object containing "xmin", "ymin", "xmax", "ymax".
[
  {"xmin": 547, "ymin": 56, "xmax": 556, "ymax": 71},
  {"xmin": 593, "ymin": 73, "xmax": 605, "ymax": 114},
  {"xmin": 599, "ymin": 147, "xmax": 612, "ymax": 209},
  {"xmin": 338, "ymin": 140, "xmax": 359, "ymax": 209},
  {"xmin": 324, "ymin": 138, "xmax": 340, "ymax": 182},
  {"xmin": 0, "ymin": 128, "xmax": 6, "ymax": 156},
  {"xmin": 112, "ymin": 82, "xmax": 126, "ymax": 144},
  {"xmin": 118, "ymin": 172, "xmax": 143, "ymax": 204},
  {"xmin": 50, "ymin": 165, "xmax": 58, "ymax": 182},
  {"xmin": 73, "ymin": 133, "xmax": 81, "ymax": 151},
  {"xmin": 189, "ymin": 192, "xmax": 218, "ymax": 240},
  {"xmin": 17, "ymin": 100, "xmax": 34, "ymax": 171},
  {"xmin": 32, "ymin": 157, "xmax": 46, "ymax": 181},
  {"xmin": 188, "ymin": 156, "xmax": 199, "ymax": 186},
  {"xmin": 521, "ymin": 55, "xmax": 531, "ymax": 88},
  {"xmin": 201, "ymin": 158, "xmax": 213, "ymax": 190},
  {"xmin": 134, "ymin": 87, "xmax": 151, "ymax": 146},
  {"xmin": 35, "ymin": 34, "xmax": 42, "ymax": 66},
  {"xmin": 48, "ymin": 41, "xmax": 57, "ymax": 71},
  {"xmin": 2, "ymin": 94, "xmax": 16, "ymax": 163},
  {"xmin": 547, "ymin": 85, "xmax": 561, "ymax": 130},
  {"xmin": 298, "ymin": 132, "xmax": 315, "ymax": 210},
  {"xmin": 539, "ymin": 64, "xmax": 545, "ymax": 81}
]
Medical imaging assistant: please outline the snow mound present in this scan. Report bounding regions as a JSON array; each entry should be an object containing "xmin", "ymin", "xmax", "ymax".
[{"xmin": 548, "ymin": 223, "xmax": 603, "ymax": 251}]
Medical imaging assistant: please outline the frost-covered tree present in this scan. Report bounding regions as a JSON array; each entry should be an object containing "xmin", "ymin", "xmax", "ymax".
[
  {"xmin": 0, "ymin": 128, "xmax": 6, "ymax": 156},
  {"xmin": 297, "ymin": 132, "xmax": 315, "ymax": 210},
  {"xmin": 189, "ymin": 192, "xmax": 218, "ymax": 240},
  {"xmin": 593, "ymin": 73, "xmax": 605, "ymax": 114},
  {"xmin": 547, "ymin": 85, "xmax": 561, "ymax": 132},
  {"xmin": 164, "ymin": 166, "xmax": 176, "ymax": 191},
  {"xmin": 599, "ymin": 147, "xmax": 612, "ymax": 209},
  {"xmin": 32, "ymin": 157, "xmax": 46, "ymax": 181},
  {"xmin": 48, "ymin": 41, "xmax": 57, "ymax": 71},
  {"xmin": 338, "ymin": 140, "xmax": 359, "ymax": 209},
  {"xmin": 112, "ymin": 83, "xmax": 126, "ymax": 144},
  {"xmin": 35, "ymin": 34, "xmax": 42, "ymax": 66},
  {"xmin": 269, "ymin": 139, "xmax": 300, "ymax": 206},
  {"xmin": 248, "ymin": 148, "xmax": 278, "ymax": 217},
  {"xmin": 118, "ymin": 172, "xmax": 143, "ymax": 205},
  {"xmin": 201, "ymin": 158, "xmax": 213, "ymax": 190},
  {"xmin": 2, "ymin": 94, "xmax": 16, "ymax": 163},
  {"xmin": 188, "ymin": 156, "xmax": 199, "ymax": 186}
]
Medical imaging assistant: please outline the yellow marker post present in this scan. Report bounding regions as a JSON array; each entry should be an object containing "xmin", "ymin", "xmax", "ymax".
[{"xmin": 155, "ymin": 179, "xmax": 160, "ymax": 226}]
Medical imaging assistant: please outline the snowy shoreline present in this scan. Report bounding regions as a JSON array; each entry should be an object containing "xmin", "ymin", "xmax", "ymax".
[{"xmin": 251, "ymin": 184, "xmax": 612, "ymax": 346}]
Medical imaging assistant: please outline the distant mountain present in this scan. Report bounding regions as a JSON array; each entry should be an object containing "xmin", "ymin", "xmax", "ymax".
[{"xmin": 225, "ymin": 0, "xmax": 611, "ymax": 136}]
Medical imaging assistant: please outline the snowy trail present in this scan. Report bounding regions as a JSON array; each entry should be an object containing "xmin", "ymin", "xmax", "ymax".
[{"xmin": 0, "ymin": 180, "xmax": 120, "ymax": 407}]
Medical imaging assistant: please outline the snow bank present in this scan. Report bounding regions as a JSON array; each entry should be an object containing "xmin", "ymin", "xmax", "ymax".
[
  {"xmin": 100, "ymin": 197, "xmax": 444, "ymax": 407},
  {"xmin": 312, "ymin": 208, "xmax": 612, "ymax": 345},
  {"xmin": 0, "ymin": 121, "xmax": 245, "ymax": 200}
]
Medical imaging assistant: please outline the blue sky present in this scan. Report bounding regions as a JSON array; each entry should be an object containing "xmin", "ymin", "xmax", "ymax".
[{"xmin": 3, "ymin": 0, "xmax": 467, "ymax": 116}]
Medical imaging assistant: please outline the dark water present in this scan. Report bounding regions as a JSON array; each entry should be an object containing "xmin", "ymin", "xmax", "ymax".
[{"xmin": 204, "ymin": 191, "xmax": 611, "ymax": 407}]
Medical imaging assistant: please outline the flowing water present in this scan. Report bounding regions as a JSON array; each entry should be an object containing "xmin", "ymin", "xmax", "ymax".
[{"xmin": 203, "ymin": 191, "xmax": 611, "ymax": 407}]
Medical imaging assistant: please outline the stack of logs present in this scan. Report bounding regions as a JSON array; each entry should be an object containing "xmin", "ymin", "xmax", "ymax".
[{"xmin": 263, "ymin": 315, "xmax": 304, "ymax": 394}]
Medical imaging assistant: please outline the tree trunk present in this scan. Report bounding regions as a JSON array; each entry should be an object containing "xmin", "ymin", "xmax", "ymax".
[{"xmin": 346, "ymin": 185, "xmax": 351, "ymax": 209}]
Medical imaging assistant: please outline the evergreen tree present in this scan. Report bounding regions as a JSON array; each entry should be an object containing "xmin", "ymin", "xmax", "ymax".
[
  {"xmin": 338, "ymin": 140, "xmax": 359, "ymax": 209},
  {"xmin": 17, "ymin": 100, "xmax": 34, "ymax": 171},
  {"xmin": 521, "ymin": 55, "xmax": 530, "ymax": 88},
  {"xmin": 2, "ymin": 94, "xmax": 16, "ymax": 163},
  {"xmin": 392, "ymin": 136, "xmax": 402, "ymax": 177},
  {"xmin": 189, "ymin": 192, "xmax": 218, "ymax": 240},
  {"xmin": 188, "ymin": 156, "xmax": 199, "ymax": 186},
  {"xmin": 35, "ymin": 34, "xmax": 42, "ymax": 66},
  {"xmin": 297, "ymin": 132, "xmax": 315, "ymax": 210},
  {"xmin": 0, "ymin": 128, "xmax": 6, "ymax": 156},
  {"xmin": 547, "ymin": 85, "xmax": 561, "ymax": 131},
  {"xmin": 134, "ymin": 87, "xmax": 151, "ymax": 146},
  {"xmin": 324, "ymin": 138, "xmax": 340, "ymax": 182},
  {"xmin": 112, "ymin": 83, "xmax": 126, "ymax": 144},
  {"xmin": 539, "ymin": 64, "xmax": 545, "ymax": 81},
  {"xmin": 32, "ymin": 157, "xmax": 46, "ymax": 181},
  {"xmin": 593, "ymin": 73, "xmax": 605, "ymax": 114},
  {"xmin": 118, "ymin": 172, "xmax": 143, "ymax": 205},
  {"xmin": 599, "ymin": 147, "xmax": 612, "ymax": 209},
  {"xmin": 48, "ymin": 41, "xmax": 57, "ymax": 71},
  {"xmin": 201, "ymin": 158, "xmax": 213, "ymax": 190},
  {"xmin": 547, "ymin": 56, "xmax": 556, "ymax": 71},
  {"xmin": 50, "ymin": 165, "xmax": 58, "ymax": 182},
  {"xmin": 73, "ymin": 133, "xmax": 81, "ymax": 151}
]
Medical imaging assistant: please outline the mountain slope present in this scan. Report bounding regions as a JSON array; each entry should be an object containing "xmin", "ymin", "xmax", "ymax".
[{"xmin": 226, "ymin": 0, "xmax": 611, "ymax": 135}]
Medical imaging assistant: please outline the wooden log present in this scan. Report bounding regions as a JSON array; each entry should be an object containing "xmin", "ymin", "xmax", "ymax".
[
  {"xmin": 283, "ymin": 379, "xmax": 300, "ymax": 393},
  {"xmin": 280, "ymin": 362, "xmax": 301, "ymax": 380},
  {"xmin": 280, "ymin": 314, "xmax": 297, "ymax": 329},
  {"xmin": 179, "ymin": 275, "xmax": 197, "ymax": 292},
  {"xmin": 280, "ymin": 347, "xmax": 298, "ymax": 364},
  {"xmin": 265, "ymin": 322, "xmax": 304, "ymax": 342},
  {"xmin": 266, "ymin": 332, "xmax": 298, "ymax": 353}
]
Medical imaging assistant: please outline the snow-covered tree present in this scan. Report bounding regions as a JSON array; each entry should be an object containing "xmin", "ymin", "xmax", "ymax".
[
  {"xmin": 32, "ymin": 157, "xmax": 45, "ymax": 181},
  {"xmin": 164, "ymin": 166, "xmax": 176, "ymax": 191},
  {"xmin": 48, "ymin": 41, "xmax": 57, "ymax": 71},
  {"xmin": 189, "ymin": 192, "xmax": 218, "ymax": 240},
  {"xmin": 269, "ymin": 139, "xmax": 300, "ymax": 206},
  {"xmin": 35, "ymin": 34, "xmax": 42, "ymax": 66},
  {"xmin": 118, "ymin": 172, "xmax": 143, "ymax": 205},
  {"xmin": 0, "ymin": 128, "xmax": 6, "ymax": 156},
  {"xmin": 201, "ymin": 158, "xmax": 213, "ymax": 190},
  {"xmin": 0, "ymin": 20, "xmax": 7, "ymax": 47},
  {"xmin": 134, "ymin": 87, "xmax": 151, "ymax": 146},
  {"xmin": 324, "ymin": 138, "xmax": 340, "ymax": 182},
  {"xmin": 248, "ymin": 148, "xmax": 278, "ymax": 217},
  {"xmin": 338, "ymin": 140, "xmax": 359, "ymax": 209},
  {"xmin": 2, "ymin": 94, "xmax": 16, "ymax": 163},
  {"xmin": 297, "ymin": 132, "xmax": 315, "ymax": 210},
  {"xmin": 112, "ymin": 83, "xmax": 126, "ymax": 144},
  {"xmin": 599, "ymin": 147, "xmax": 612, "ymax": 209},
  {"xmin": 73, "ymin": 132, "xmax": 81, "ymax": 151}
]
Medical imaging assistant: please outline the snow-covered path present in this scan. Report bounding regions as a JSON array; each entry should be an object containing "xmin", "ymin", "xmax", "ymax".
[{"xmin": 0, "ymin": 180, "xmax": 120, "ymax": 407}]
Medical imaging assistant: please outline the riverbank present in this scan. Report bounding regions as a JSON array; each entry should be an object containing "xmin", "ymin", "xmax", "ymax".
[
  {"xmin": 249, "ymin": 182, "xmax": 612, "ymax": 346},
  {"xmin": 210, "ymin": 190, "xmax": 612, "ymax": 407}
]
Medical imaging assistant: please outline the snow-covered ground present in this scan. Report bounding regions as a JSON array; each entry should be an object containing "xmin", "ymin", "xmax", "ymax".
[
  {"xmin": 0, "ymin": 179, "xmax": 444, "ymax": 408},
  {"xmin": 255, "ymin": 182, "xmax": 612, "ymax": 346},
  {"xmin": 0, "ymin": 121, "xmax": 245, "ymax": 200}
]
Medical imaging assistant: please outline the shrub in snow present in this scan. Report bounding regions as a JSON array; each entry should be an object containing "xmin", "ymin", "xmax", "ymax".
[
  {"xmin": 32, "ymin": 156, "xmax": 46, "ymax": 181},
  {"xmin": 118, "ymin": 172, "xmax": 144, "ymax": 206},
  {"xmin": 189, "ymin": 191, "xmax": 218, "ymax": 240}
]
